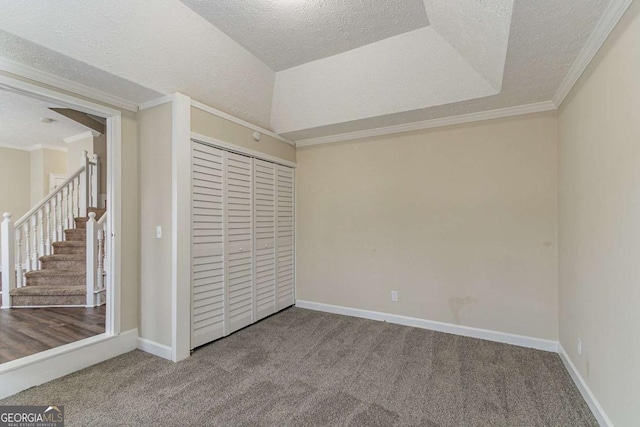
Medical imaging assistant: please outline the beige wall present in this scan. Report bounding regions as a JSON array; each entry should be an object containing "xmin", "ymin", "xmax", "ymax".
[
  {"xmin": 67, "ymin": 133, "xmax": 108, "ymax": 199},
  {"xmin": 29, "ymin": 148, "xmax": 43, "ymax": 206},
  {"xmin": 191, "ymin": 106, "xmax": 296, "ymax": 163},
  {"xmin": 558, "ymin": 3, "xmax": 640, "ymax": 426},
  {"xmin": 0, "ymin": 147, "xmax": 31, "ymax": 221},
  {"xmin": 66, "ymin": 134, "xmax": 93, "ymax": 176},
  {"xmin": 296, "ymin": 112, "xmax": 559, "ymax": 340},
  {"xmin": 30, "ymin": 148, "xmax": 67, "ymax": 205},
  {"xmin": 93, "ymin": 133, "xmax": 108, "ymax": 196},
  {"xmin": 120, "ymin": 111, "xmax": 139, "ymax": 333},
  {"xmin": 138, "ymin": 102, "xmax": 173, "ymax": 346}
]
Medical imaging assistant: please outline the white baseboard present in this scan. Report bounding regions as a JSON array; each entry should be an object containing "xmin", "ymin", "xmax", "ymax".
[
  {"xmin": 295, "ymin": 300, "xmax": 558, "ymax": 352},
  {"xmin": 0, "ymin": 329, "xmax": 137, "ymax": 400},
  {"xmin": 558, "ymin": 344, "xmax": 613, "ymax": 427},
  {"xmin": 136, "ymin": 337, "xmax": 172, "ymax": 360}
]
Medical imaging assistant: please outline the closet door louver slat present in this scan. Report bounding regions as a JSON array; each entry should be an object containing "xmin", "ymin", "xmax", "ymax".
[
  {"xmin": 191, "ymin": 143, "xmax": 225, "ymax": 348},
  {"xmin": 224, "ymin": 152, "xmax": 254, "ymax": 334},
  {"xmin": 276, "ymin": 165, "xmax": 295, "ymax": 310},
  {"xmin": 253, "ymin": 159, "xmax": 276, "ymax": 321}
]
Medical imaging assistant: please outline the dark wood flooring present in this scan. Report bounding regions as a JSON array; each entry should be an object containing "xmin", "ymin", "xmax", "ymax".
[{"xmin": 0, "ymin": 305, "xmax": 106, "ymax": 364}]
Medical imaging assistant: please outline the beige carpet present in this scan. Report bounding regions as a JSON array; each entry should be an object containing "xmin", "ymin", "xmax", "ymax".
[{"xmin": 1, "ymin": 308, "xmax": 597, "ymax": 426}]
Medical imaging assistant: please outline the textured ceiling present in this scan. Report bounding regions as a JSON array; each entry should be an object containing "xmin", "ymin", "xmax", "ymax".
[
  {"xmin": 0, "ymin": 0, "xmax": 612, "ymax": 140},
  {"xmin": 271, "ymin": 27, "xmax": 499, "ymax": 134},
  {"xmin": 0, "ymin": 0, "xmax": 275, "ymax": 128},
  {"xmin": 270, "ymin": 0, "xmax": 514, "ymax": 134},
  {"xmin": 180, "ymin": 0, "xmax": 429, "ymax": 71},
  {"xmin": 0, "ymin": 29, "xmax": 163, "ymax": 104},
  {"xmin": 0, "ymin": 89, "xmax": 91, "ymax": 148},
  {"xmin": 281, "ymin": 0, "xmax": 611, "ymax": 140}
]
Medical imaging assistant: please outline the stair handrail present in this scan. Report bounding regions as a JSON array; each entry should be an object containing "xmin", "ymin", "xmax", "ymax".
[
  {"xmin": 15, "ymin": 165, "xmax": 85, "ymax": 229},
  {"xmin": 1, "ymin": 151, "xmax": 100, "ymax": 309}
]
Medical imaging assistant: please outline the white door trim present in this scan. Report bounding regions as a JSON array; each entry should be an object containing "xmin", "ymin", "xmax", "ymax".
[
  {"xmin": 0, "ymin": 73, "xmax": 125, "ymax": 391},
  {"xmin": 171, "ymin": 93, "xmax": 192, "ymax": 362}
]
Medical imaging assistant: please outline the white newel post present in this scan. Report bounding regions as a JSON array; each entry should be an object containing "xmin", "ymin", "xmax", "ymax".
[
  {"xmin": 92, "ymin": 154, "xmax": 100, "ymax": 209},
  {"xmin": 1, "ymin": 213, "xmax": 16, "ymax": 308},
  {"xmin": 86, "ymin": 212, "xmax": 97, "ymax": 307},
  {"xmin": 79, "ymin": 150, "xmax": 90, "ymax": 217}
]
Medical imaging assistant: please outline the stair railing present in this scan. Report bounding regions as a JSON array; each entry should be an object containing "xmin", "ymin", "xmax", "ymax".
[
  {"xmin": 1, "ymin": 151, "xmax": 100, "ymax": 309},
  {"xmin": 86, "ymin": 211, "xmax": 107, "ymax": 307}
]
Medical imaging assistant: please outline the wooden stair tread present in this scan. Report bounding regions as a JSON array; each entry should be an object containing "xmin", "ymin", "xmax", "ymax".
[
  {"xmin": 11, "ymin": 208, "xmax": 106, "ymax": 307},
  {"xmin": 53, "ymin": 241, "xmax": 85, "ymax": 247},
  {"xmin": 10, "ymin": 285, "xmax": 85, "ymax": 296},
  {"xmin": 40, "ymin": 254, "xmax": 85, "ymax": 261},
  {"xmin": 25, "ymin": 270, "xmax": 85, "ymax": 278}
]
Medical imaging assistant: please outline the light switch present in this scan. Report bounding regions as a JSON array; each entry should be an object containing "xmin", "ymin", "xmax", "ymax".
[{"xmin": 156, "ymin": 226, "xmax": 162, "ymax": 239}]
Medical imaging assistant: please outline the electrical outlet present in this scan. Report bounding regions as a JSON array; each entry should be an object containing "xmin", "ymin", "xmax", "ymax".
[
  {"xmin": 577, "ymin": 338, "xmax": 582, "ymax": 356},
  {"xmin": 156, "ymin": 226, "xmax": 162, "ymax": 239},
  {"xmin": 391, "ymin": 291, "xmax": 398, "ymax": 302}
]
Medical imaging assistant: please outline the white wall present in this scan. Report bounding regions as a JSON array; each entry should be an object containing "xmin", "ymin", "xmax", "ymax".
[
  {"xmin": 296, "ymin": 112, "xmax": 559, "ymax": 340},
  {"xmin": 558, "ymin": 2, "xmax": 640, "ymax": 425}
]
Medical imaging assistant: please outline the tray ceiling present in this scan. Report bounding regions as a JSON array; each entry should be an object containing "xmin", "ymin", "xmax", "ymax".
[
  {"xmin": 0, "ymin": 0, "xmax": 612, "ymax": 140},
  {"xmin": 180, "ymin": 0, "xmax": 429, "ymax": 71}
]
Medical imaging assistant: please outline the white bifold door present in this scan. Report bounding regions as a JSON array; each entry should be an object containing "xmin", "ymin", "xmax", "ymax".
[{"xmin": 191, "ymin": 141, "xmax": 295, "ymax": 349}]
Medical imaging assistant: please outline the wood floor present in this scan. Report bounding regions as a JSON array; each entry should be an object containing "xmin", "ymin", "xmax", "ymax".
[{"xmin": 0, "ymin": 305, "xmax": 106, "ymax": 364}]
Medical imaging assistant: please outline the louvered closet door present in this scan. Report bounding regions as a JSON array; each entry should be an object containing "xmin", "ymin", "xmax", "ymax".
[
  {"xmin": 191, "ymin": 142, "xmax": 225, "ymax": 349},
  {"xmin": 276, "ymin": 165, "xmax": 295, "ymax": 310},
  {"xmin": 253, "ymin": 159, "xmax": 276, "ymax": 321},
  {"xmin": 224, "ymin": 152, "xmax": 254, "ymax": 334}
]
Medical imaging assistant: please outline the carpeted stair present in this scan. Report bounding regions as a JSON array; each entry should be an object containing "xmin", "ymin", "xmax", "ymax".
[{"xmin": 10, "ymin": 208, "xmax": 106, "ymax": 307}]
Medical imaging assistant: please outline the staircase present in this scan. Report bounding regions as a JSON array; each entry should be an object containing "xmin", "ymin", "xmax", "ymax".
[
  {"xmin": 9, "ymin": 208, "xmax": 105, "ymax": 307},
  {"xmin": 1, "ymin": 151, "xmax": 107, "ymax": 309}
]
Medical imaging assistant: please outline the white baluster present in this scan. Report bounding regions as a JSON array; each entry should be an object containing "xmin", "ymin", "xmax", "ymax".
[
  {"xmin": 24, "ymin": 221, "xmax": 31, "ymax": 272},
  {"xmin": 92, "ymin": 154, "xmax": 100, "ymax": 208},
  {"xmin": 64, "ymin": 186, "xmax": 71, "ymax": 230},
  {"xmin": 32, "ymin": 214, "xmax": 39, "ymax": 270},
  {"xmin": 15, "ymin": 227, "xmax": 23, "ymax": 288},
  {"xmin": 97, "ymin": 225, "xmax": 104, "ymax": 291},
  {"xmin": 57, "ymin": 192, "xmax": 63, "ymax": 241},
  {"xmin": 45, "ymin": 202, "xmax": 52, "ymax": 255},
  {"xmin": 70, "ymin": 180, "xmax": 76, "ymax": 227},
  {"xmin": 76, "ymin": 176, "xmax": 81, "ymax": 218},
  {"xmin": 80, "ymin": 151, "xmax": 89, "ymax": 217},
  {"xmin": 39, "ymin": 208, "xmax": 45, "ymax": 258}
]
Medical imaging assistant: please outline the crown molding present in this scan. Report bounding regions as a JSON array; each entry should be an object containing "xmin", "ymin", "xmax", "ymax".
[
  {"xmin": 31, "ymin": 143, "xmax": 68, "ymax": 152},
  {"xmin": 0, "ymin": 142, "xmax": 32, "ymax": 152},
  {"xmin": 0, "ymin": 57, "xmax": 139, "ymax": 113},
  {"xmin": 553, "ymin": 0, "xmax": 633, "ymax": 107},
  {"xmin": 138, "ymin": 94, "xmax": 173, "ymax": 111},
  {"xmin": 0, "ymin": 142, "xmax": 67, "ymax": 152},
  {"xmin": 295, "ymin": 101, "xmax": 557, "ymax": 147},
  {"xmin": 63, "ymin": 130, "xmax": 99, "ymax": 144},
  {"xmin": 191, "ymin": 99, "xmax": 296, "ymax": 146}
]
